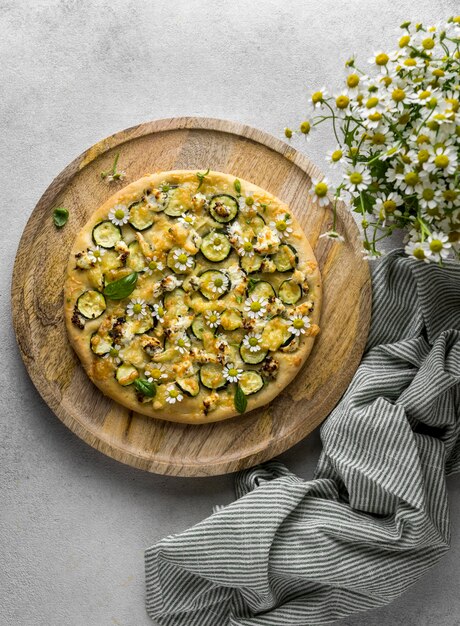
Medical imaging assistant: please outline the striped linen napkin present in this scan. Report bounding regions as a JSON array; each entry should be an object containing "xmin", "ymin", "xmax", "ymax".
[{"xmin": 145, "ymin": 250, "xmax": 460, "ymax": 626}]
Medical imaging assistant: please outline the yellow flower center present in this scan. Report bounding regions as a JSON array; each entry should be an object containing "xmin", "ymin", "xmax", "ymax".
[
  {"xmin": 178, "ymin": 253, "xmax": 188, "ymax": 264},
  {"xmin": 315, "ymin": 182, "xmax": 328, "ymax": 197},
  {"xmin": 151, "ymin": 368, "xmax": 162, "ymax": 379},
  {"xmin": 293, "ymin": 318, "xmax": 304, "ymax": 329},
  {"xmin": 331, "ymin": 149, "xmax": 343, "ymax": 162},
  {"xmin": 418, "ymin": 149, "xmax": 430, "ymax": 163},
  {"xmin": 422, "ymin": 188, "xmax": 435, "ymax": 201},
  {"xmin": 392, "ymin": 89, "xmax": 406, "ymax": 102},
  {"xmin": 369, "ymin": 112, "xmax": 382, "ymax": 122},
  {"xmin": 404, "ymin": 58, "xmax": 417, "ymax": 67},
  {"xmin": 250, "ymin": 301, "xmax": 261, "ymax": 312},
  {"xmin": 419, "ymin": 90, "xmax": 431, "ymax": 100},
  {"xmin": 157, "ymin": 306, "xmax": 164, "ymax": 317},
  {"xmin": 446, "ymin": 98, "xmax": 459, "ymax": 112},
  {"xmin": 246, "ymin": 196, "xmax": 254, "ymax": 206},
  {"xmin": 429, "ymin": 239, "xmax": 443, "ymax": 253},
  {"xmin": 399, "ymin": 35, "xmax": 410, "ymax": 47},
  {"xmin": 276, "ymin": 220, "xmax": 287, "ymax": 231},
  {"xmin": 434, "ymin": 154, "xmax": 449, "ymax": 168},
  {"xmin": 383, "ymin": 200, "xmax": 396, "ymax": 213},
  {"xmin": 178, "ymin": 339, "xmax": 185, "ymax": 347},
  {"xmin": 349, "ymin": 146, "xmax": 359, "ymax": 157},
  {"xmin": 375, "ymin": 53, "xmax": 389, "ymax": 65},
  {"xmin": 381, "ymin": 76, "xmax": 392, "ymax": 87},
  {"xmin": 214, "ymin": 277, "xmax": 223, "ymax": 288},
  {"xmin": 404, "ymin": 172, "xmax": 419, "ymax": 186},
  {"xmin": 149, "ymin": 260, "xmax": 158, "ymax": 270},
  {"xmin": 366, "ymin": 97, "xmax": 379, "ymax": 109},
  {"xmin": 398, "ymin": 113, "xmax": 411, "ymax": 125},
  {"xmin": 311, "ymin": 91, "xmax": 324, "ymax": 104},
  {"xmin": 336, "ymin": 95, "xmax": 350, "ymax": 109},
  {"xmin": 417, "ymin": 134, "xmax": 429, "ymax": 145},
  {"xmin": 93, "ymin": 249, "xmax": 101, "ymax": 258},
  {"xmin": 243, "ymin": 241, "xmax": 253, "ymax": 251},
  {"xmin": 349, "ymin": 172, "xmax": 363, "ymax": 185},
  {"xmin": 228, "ymin": 368, "xmax": 238, "ymax": 377},
  {"xmin": 413, "ymin": 247, "xmax": 426, "ymax": 260},
  {"xmin": 444, "ymin": 189, "xmax": 458, "ymax": 202},
  {"xmin": 109, "ymin": 348, "xmax": 119, "ymax": 357},
  {"xmin": 114, "ymin": 209, "xmax": 125, "ymax": 219},
  {"xmin": 169, "ymin": 388, "xmax": 178, "ymax": 398},
  {"xmin": 432, "ymin": 68, "xmax": 445, "ymax": 77},
  {"xmin": 300, "ymin": 121, "xmax": 311, "ymax": 134},
  {"xmin": 347, "ymin": 74, "xmax": 360, "ymax": 88},
  {"xmin": 249, "ymin": 337, "xmax": 258, "ymax": 346},
  {"xmin": 422, "ymin": 37, "xmax": 435, "ymax": 49},
  {"xmin": 371, "ymin": 133, "xmax": 386, "ymax": 145},
  {"xmin": 133, "ymin": 303, "xmax": 142, "ymax": 314},
  {"xmin": 209, "ymin": 314, "xmax": 218, "ymax": 323}
]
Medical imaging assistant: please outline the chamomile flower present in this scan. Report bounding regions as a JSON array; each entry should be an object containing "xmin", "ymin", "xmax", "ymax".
[
  {"xmin": 207, "ymin": 232, "xmax": 227, "ymax": 251},
  {"xmin": 374, "ymin": 192, "xmax": 403, "ymax": 219},
  {"xmin": 237, "ymin": 238, "xmax": 255, "ymax": 257},
  {"xmin": 425, "ymin": 145, "xmax": 458, "ymax": 175},
  {"xmin": 87, "ymin": 246, "xmax": 106, "ymax": 263},
  {"xmin": 143, "ymin": 257, "xmax": 165, "ymax": 275},
  {"xmin": 223, "ymin": 363, "xmax": 243, "ymax": 384},
  {"xmin": 209, "ymin": 272, "xmax": 229, "ymax": 295},
  {"xmin": 205, "ymin": 310, "xmax": 221, "ymax": 329},
  {"xmin": 175, "ymin": 333, "xmax": 191, "ymax": 354},
  {"xmin": 108, "ymin": 204, "xmax": 129, "ymax": 226},
  {"xmin": 426, "ymin": 232, "xmax": 452, "ymax": 262},
  {"xmin": 145, "ymin": 364, "xmax": 168, "ymax": 382},
  {"xmin": 310, "ymin": 87, "xmax": 328, "ymax": 109},
  {"xmin": 368, "ymin": 50, "xmax": 390, "ymax": 68},
  {"xmin": 152, "ymin": 302, "xmax": 165, "ymax": 323},
  {"xmin": 269, "ymin": 214, "xmax": 294, "ymax": 238},
  {"xmin": 242, "ymin": 332, "xmax": 262, "ymax": 352},
  {"xmin": 244, "ymin": 295, "xmax": 268, "ymax": 319},
  {"xmin": 288, "ymin": 314, "xmax": 311, "ymax": 336},
  {"xmin": 172, "ymin": 248, "xmax": 194, "ymax": 272},
  {"xmin": 238, "ymin": 192, "xmax": 260, "ymax": 213},
  {"xmin": 326, "ymin": 147, "xmax": 345, "ymax": 168},
  {"xmin": 165, "ymin": 384, "xmax": 183, "ymax": 404},
  {"xmin": 309, "ymin": 178, "xmax": 330, "ymax": 207},
  {"xmin": 343, "ymin": 165, "xmax": 372, "ymax": 193},
  {"xmin": 405, "ymin": 240, "xmax": 430, "ymax": 263},
  {"xmin": 440, "ymin": 182, "xmax": 460, "ymax": 209},
  {"xmin": 178, "ymin": 213, "xmax": 196, "ymax": 227},
  {"xmin": 127, "ymin": 298, "xmax": 148, "ymax": 320},
  {"xmin": 417, "ymin": 184, "xmax": 441, "ymax": 210},
  {"xmin": 104, "ymin": 344, "xmax": 122, "ymax": 364},
  {"xmin": 394, "ymin": 168, "xmax": 422, "ymax": 193}
]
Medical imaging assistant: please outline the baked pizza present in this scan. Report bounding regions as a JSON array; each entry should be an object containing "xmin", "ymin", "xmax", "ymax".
[{"xmin": 64, "ymin": 170, "xmax": 321, "ymax": 424}]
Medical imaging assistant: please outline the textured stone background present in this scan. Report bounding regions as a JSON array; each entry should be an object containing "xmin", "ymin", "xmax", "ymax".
[{"xmin": 1, "ymin": 1, "xmax": 459, "ymax": 624}]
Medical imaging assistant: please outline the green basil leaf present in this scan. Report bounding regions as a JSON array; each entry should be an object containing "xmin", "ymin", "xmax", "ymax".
[
  {"xmin": 234, "ymin": 384, "xmax": 247, "ymax": 414},
  {"xmin": 134, "ymin": 378, "xmax": 157, "ymax": 397},
  {"xmin": 53, "ymin": 207, "xmax": 69, "ymax": 228},
  {"xmin": 247, "ymin": 277, "xmax": 261, "ymax": 293},
  {"xmin": 103, "ymin": 272, "xmax": 138, "ymax": 300},
  {"xmin": 233, "ymin": 179, "xmax": 241, "ymax": 194}
]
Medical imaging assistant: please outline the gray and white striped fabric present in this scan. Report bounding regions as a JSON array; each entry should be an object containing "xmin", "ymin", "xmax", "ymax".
[{"xmin": 145, "ymin": 250, "xmax": 460, "ymax": 626}]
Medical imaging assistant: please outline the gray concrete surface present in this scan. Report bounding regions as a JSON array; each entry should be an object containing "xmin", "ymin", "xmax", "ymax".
[{"xmin": 1, "ymin": 1, "xmax": 459, "ymax": 624}]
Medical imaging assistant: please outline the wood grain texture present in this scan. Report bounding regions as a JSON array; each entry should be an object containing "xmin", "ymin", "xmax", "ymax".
[{"xmin": 12, "ymin": 117, "xmax": 371, "ymax": 476}]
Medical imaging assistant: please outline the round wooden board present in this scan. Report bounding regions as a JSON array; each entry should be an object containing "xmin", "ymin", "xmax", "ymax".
[{"xmin": 12, "ymin": 117, "xmax": 371, "ymax": 477}]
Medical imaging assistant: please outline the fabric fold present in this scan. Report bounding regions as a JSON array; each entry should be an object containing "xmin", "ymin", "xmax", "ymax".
[{"xmin": 145, "ymin": 250, "xmax": 460, "ymax": 625}]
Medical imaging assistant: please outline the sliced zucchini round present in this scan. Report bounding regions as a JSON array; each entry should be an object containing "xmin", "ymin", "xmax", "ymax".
[
  {"xmin": 92, "ymin": 221, "xmax": 122, "ymax": 249},
  {"xmin": 260, "ymin": 316, "xmax": 292, "ymax": 351},
  {"xmin": 199, "ymin": 270, "xmax": 230, "ymax": 300},
  {"xmin": 220, "ymin": 308, "xmax": 242, "ymax": 331},
  {"xmin": 77, "ymin": 290, "xmax": 106, "ymax": 319},
  {"xmin": 125, "ymin": 314, "xmax": 154, "ymax": 335},
  {"xmin": 177, "ymin": 374, "xmax": 200, "ymax": 397},
  {"xmin": 128, "ymin": 202, "xmax": 156, "ymax": 231},
  {"xmin": 116, "ymin": 363, "xmax": 139, "ymax": 386},
  {"xmin": 167, "ymin": 247, "xmax": 196, "ymax": 274},
  {"xmin": 246, "ymin": 214, "xmax": 266, "ymax": 235},
  {"xmin": 199, "ymin": 363, "xmax": 227, "ymax": 390},
  {"xmin": 164, "ymin": 288, "xmax": 189, "ymax": 318},
  {"xmin": 240, "ymin": 343, "xmax": 268, "ymax": 364},
  {"xmin": 240, "ymin": 254, "xmax": 263, "ymax": 274},
  {"xmin": 164, "ymin": 186, "xmax": 187, "ymax": 217},
  {"xmin": 247, "ymin": 280, "xmax": 276, "ymax": 300},
  {"xmin": 279, "ymin": 280, "xmax": 302, "ymax": 305},
  {"xmin": 90, "ymin": 332, "xmax": 112, "ymax": 356},
  {"xmin": 200, "ymin": 231, "xmax": 232, "ymax": 262},
  {"xmin": 127, "ymin": 241, "xmax": 146, "ymax": 272},
  {"xmin": 191, "ymin": 315, "xmax": 205, "ymax": 340},
  {"xmin": 208, "ymin": 194, "xmax": 239, "ymax": 223},
  {"xmin": 272, "ymin": 244, "xmax": 298, "ymax": 272},
  {"xmin": 239, "ymin": 371, "xmax": 264, "ymax": 395}
]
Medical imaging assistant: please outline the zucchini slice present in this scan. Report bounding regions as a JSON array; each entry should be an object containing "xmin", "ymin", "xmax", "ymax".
[
  {"xmin": 90, "ymin": 332, "xmax": 112, "ymax": 356},
  {"xmin": 199, "ymin": 270, "xmax": 230, "ymax": 300},
  {"xmin": 260, "ymin": 316, "xmax": 292, "ymax": 351},
  {"xmin": 125, "ymin": 315, "xmax": 154, "ymax": 335},
  {"xmin": 247, "ymin": 280, "xmax": 276, "ymax": 300},
  {"xmin": 279, "ymin": 280, "xmax": 302, "ymax": 305},
  {"xmin": 272, "ymin": 244, "xmax": 298, "ymax": 272},
  {"xmin": 77, "ymin": 290, "xmax": 106, "ymax": 319},
  {"xmin": 220, "ymin": 308, "xmax": 242, "ymax": 331},
  {"xmin": 199, "ymin": 363, "xmax": 227, "ymax": 390},
  {"xmin": 167, "ymin": 247, "xmax": 196, "ymax": 274},
  {"xmin": 240, "ymin": 343, "xmax": 268, "ymax": 364},
  {"xmin": 128, "ymin": 202, "xmax": 156, "ymax": 231},
  {"xmin": 200, "ymin": 231, "xmax": 231, "ymax": 262},
  {"xmin": 92, "ymin": 221, "xmax": 122, "ymax": 249},
  {"xmin": 191, "ymin": 315, "xmax": 205, "ymax": 340},
  {"xmin": 127, "ymin": 241, "xmax": 146, "ymax": 272},
  {"xmin": 208, "ymin": 194, "xmax": 239, "ymax": 223},
  {"xmin": 164, "ymin": 186, "xmax": 188, "ymax": 217},
  {"xmin": 177, "ymin": 374, "xmax": 200, "ymax": 397},
  {"xmin": 164, "ymin": 288, "xmax": 189, "ymax": 317},
  {"xmin": 244, "ymin": 214, "xmax": 265, "ymax": 235},
  {"xmin": 239, "ymin": 371, "xmax": 264, "ymax": 396},
  {"xmin": 116, "ymin": 363, "xmax": 139, "ymax": 386},
  {"xmin": 240, "ymin": 254, "xmax": 263, "ymax": 274}
]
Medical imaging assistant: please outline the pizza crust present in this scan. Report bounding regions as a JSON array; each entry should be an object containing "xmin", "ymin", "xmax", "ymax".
[{"xmin": 64, "ymin": 170, "xmax": 321, "ymax": 424}]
